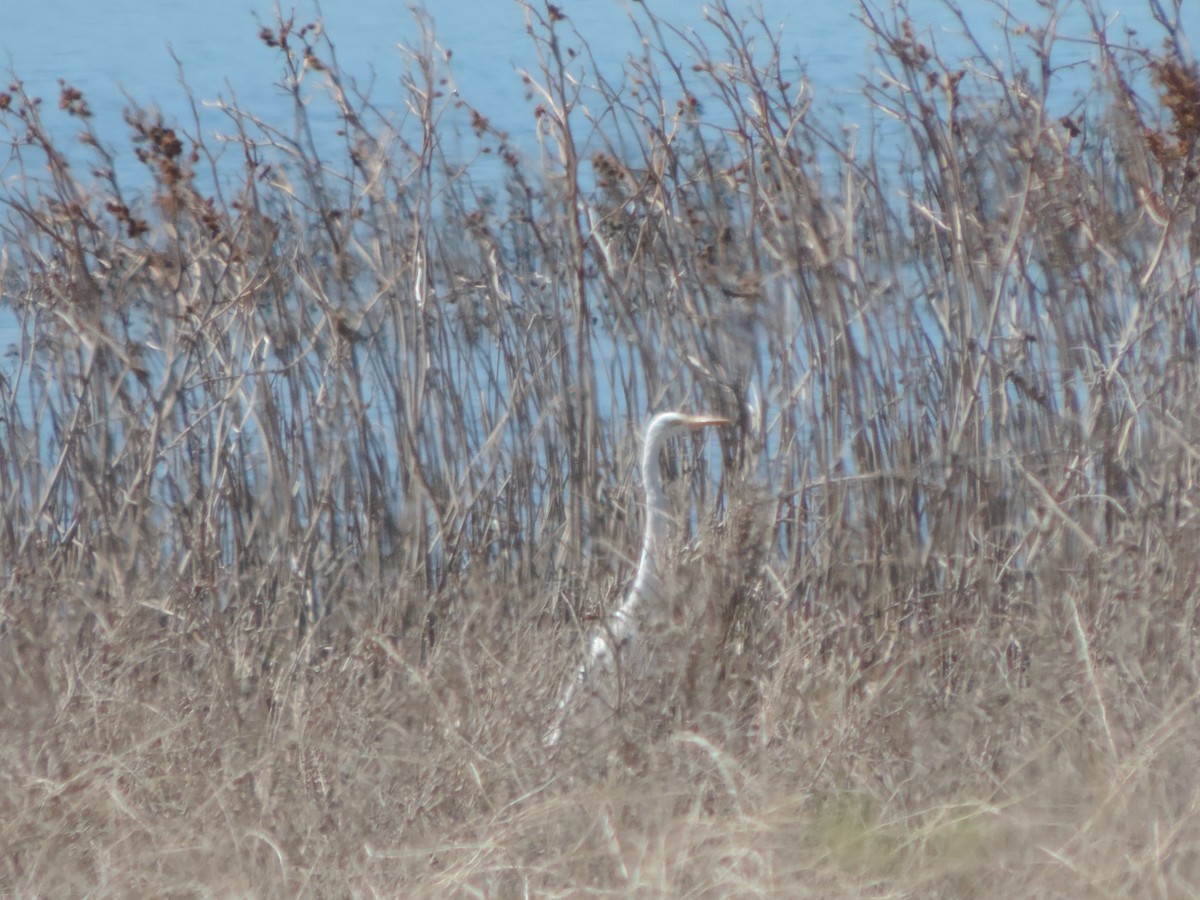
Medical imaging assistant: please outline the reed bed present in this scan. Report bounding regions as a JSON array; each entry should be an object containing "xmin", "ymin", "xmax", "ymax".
[{"xmin": 1, "ymin": 0, "xmax": 1198, "ymax": 895}]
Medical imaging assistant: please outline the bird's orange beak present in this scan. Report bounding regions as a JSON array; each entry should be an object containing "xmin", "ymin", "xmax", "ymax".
[{"xmin": 686, "ymin": 414, "xmax": 732, "ymax": 429}]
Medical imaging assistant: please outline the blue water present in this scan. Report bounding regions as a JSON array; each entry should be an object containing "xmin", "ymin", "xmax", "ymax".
[
  {"xmin": 0, "ymin": 0, "xmax": 1180, "ymax": 603},
  {"xmin": 0, "ymin": 0, "xmax": 1170, "ymax": 420},
  {"xmin": 0, "ymin": 1, "xmax": 1140, "ymax": 167}
]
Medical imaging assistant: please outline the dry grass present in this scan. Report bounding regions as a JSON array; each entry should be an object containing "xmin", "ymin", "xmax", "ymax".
[{"xmin": 2, "ymin": 0, "xmax": 1200, "ymax": 895}]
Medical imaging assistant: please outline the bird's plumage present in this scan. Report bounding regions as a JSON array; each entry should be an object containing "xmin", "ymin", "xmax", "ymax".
[{"xmin": 545, "ymin": 411, "xmax": 729, "ymax": 747}]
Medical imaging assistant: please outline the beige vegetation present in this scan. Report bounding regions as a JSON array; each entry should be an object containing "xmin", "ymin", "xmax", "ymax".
[{"xmin": 2, "ymin": 0, "xmax": 1199, "ymax": 895}]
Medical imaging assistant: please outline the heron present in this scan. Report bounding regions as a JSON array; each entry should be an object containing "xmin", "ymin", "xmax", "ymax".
[{"xmin": 545, "ymin": 411, "xmax": 731, "ymax": 748}]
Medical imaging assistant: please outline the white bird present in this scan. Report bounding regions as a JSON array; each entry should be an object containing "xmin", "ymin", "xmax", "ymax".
[{"xmin": 545, "ymin": 411, "xmax": 731, "ymax": 747}]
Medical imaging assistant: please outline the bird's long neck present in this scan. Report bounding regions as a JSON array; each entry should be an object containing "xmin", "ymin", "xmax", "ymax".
[{"xmin": 630, "ymin": 436, "xmax": 671, "ymax": 604}]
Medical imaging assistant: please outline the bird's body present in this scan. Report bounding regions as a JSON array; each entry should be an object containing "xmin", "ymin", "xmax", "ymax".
[{"xmin": 545, "ymin": 411, "xmax": 730, "ymax": 747}]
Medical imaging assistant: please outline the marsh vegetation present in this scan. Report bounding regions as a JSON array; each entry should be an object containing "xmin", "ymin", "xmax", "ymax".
[{"xmin": 2, "ymin": 0, "xmax": 1199, "ymax": 894}]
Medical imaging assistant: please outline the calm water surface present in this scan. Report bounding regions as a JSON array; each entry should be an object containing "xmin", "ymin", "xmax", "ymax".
[
  {"xmin": 0, "ymin": 1, "xmax": 1166, "ymax": 378},
  {"xmin": 1, "ymin": 1, "xmax": 1141, "ymax": 154}
]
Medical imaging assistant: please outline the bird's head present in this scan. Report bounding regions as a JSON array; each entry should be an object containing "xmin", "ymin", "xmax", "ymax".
[{"xmin": 644, "ymin": 411, "xmax": 732, "ymax": 449}]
